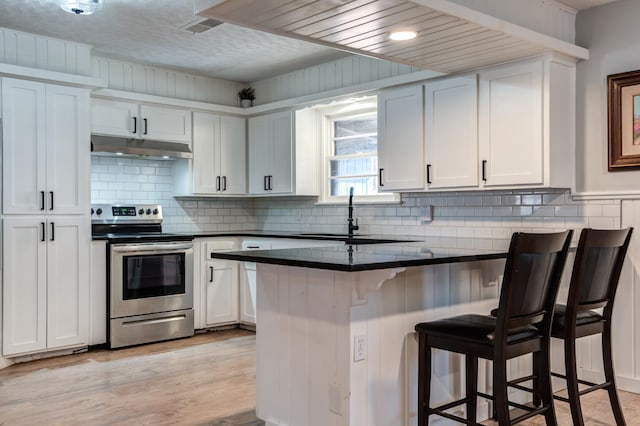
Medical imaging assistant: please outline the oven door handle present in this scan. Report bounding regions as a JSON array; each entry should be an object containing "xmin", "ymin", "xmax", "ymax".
[{"xmin": 111, "ymin": 243, "xmax": 193, "ymax": 253}]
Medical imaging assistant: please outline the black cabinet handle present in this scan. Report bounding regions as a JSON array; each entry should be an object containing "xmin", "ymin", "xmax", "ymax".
[
  {"xmin": 378, "ymin": 168, "xmax": 384, "ymax": 187},
  {"xmin": 209, "ymin": 266, "xmax": 214, "ymax": 283},
  {"xmin": 50, "ymin": 222, "xmax": 55, "ymax": 241},
  {"xmin": 426, "ymin": 164, "xmax": 432, "ymax": 185},
  {"xmin": 246, "ymin": 246, "xmax": 259, "ymax": 249},
  {"xmin": 41, "ymin": 222, "xmax": 45, "ymax": 242},
  {"xmin": 40, "ymin": 191, "xmax": 45, "ymax": 211},
  {"xmin": 132, "ymin": 116, "xmax": 137, "ymax": 134},
  {"xmin": 482, "ymin": 160, "xmax": 487, "ymax": 182},
  {"xmin": 49, "ymin": 191, "xmax": 54, "ymax": 211},
  {"xmin": 263, "ymin": 176, "xmax": 268, "ymax": 191},
  {"xmin": 216, "ymin": 176, "xmax": 221, "ymax": 191},
  {"xmin": 222, "ymin": 176, "xmax": 227, "ymax": 191},
  {"xmin": 268, "ymin": 175, "xmax": 273, "ymax": 191},
  {"xmin": 143, "ymin": 118, "xmax": 148, "ymax": 135}
]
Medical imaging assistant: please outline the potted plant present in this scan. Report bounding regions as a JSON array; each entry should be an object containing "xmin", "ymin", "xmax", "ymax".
[{"xmin": 238, "ymin": 86, "xmax": 255, "ymax": 107}]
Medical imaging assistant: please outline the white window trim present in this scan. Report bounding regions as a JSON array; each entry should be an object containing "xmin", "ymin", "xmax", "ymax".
[{"xmin": 313, "ymin": 97, "xmax": 400, "ymax": 204}]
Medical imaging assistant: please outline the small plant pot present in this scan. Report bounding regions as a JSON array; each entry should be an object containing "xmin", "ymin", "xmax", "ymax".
[{"xmin": 241, "ymin": 99, "xmax": 253, "ymax": 108}]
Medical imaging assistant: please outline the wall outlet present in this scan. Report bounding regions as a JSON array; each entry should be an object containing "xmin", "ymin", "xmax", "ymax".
[
  {"xmin": 420, "ymin": 205, "xmax": 433, "ymax": 223},
  {"xmin": 354, "ymin": 335, "xmax": 366, "ymax": 362}
]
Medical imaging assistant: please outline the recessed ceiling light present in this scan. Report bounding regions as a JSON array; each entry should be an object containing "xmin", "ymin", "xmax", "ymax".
[
  {"xmin": 60, "ymin": 0, "xmax": 103, "ymax": 15},
  {"xmin": 389, "ymin": 31, "xmax": 417, "ymax": 41}
]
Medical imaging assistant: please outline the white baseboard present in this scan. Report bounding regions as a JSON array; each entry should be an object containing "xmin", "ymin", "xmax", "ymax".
[{"xmin": 581, "ymin": 369, "xmax": 640, "ymax": 394}]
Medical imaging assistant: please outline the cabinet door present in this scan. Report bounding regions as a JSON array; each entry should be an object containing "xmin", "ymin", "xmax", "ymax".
[
  {"xmin": 269, "ymin": 111, "xmax": 293, "ymax": 194},
  {"xmin": 204, "ymin": 259, "xmax": 239, "ymax": 326},
  {"xmin": 219, "ymin": 115, "xmax": 247, "ymax": 195},
  {"xmin": 2, "ymin": 78, "xmax": 47, "ymax": 214},
  {"xmin": 2, "ymin": 218, "xmax": 47, "ymax": 356},
  {"xmin": 46, "ymin": 217, "xmax": 89, "ymax": 349},
  {"xmin": 46, "ymin": 85, "xmax": 90, "ymax": 214},
  {"xmin": 192, "ymin": 112, "xmax": 221, "ymax": 194},
  {"xmin": 425, "ymin": 75, "xmax": 479, "ymax": 189},
  {"xmin": 91, "ymin": 98, "xmax": 138, "ymax": 138},
  {"xmin": 479, "ymin": 61, "xmax": 543, "ymax": 186},
  {"xmin": 377, "ymin": 85, "xmax": 424, "ymax": 191},
  {"xmin": 248, "ymin": 114, "xmax": 272, "ymax": 194},
  {"xmin": 140, "ymin": 104, "xmax": 192, "ymax": 143},
  {"xmin": 240, "ymin": 263, "xmax": 257, "ymax": 325}
]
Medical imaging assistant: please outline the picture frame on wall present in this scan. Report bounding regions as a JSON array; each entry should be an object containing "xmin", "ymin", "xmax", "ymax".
[{"xmin": 608, "ymin": 69, "xmax": 640, "ymax": 170}]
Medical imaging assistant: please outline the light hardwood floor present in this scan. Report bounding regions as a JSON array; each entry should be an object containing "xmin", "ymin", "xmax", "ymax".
[{"xmin": 0, "ymin": 329, "xmax": 639, "ymax": 425}]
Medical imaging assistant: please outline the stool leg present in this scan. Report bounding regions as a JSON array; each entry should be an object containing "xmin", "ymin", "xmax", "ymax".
[
  {"xmin": 603, "ymin": 326, "xmax": 626, "ymax": 425},
  {"xmin": 466, "ymin": 355, "xmax": 478, "ymax": 423},
  {"xmin": 493, "ymin": 357, "xmax": 510, "ymax": 425},
  {"xmin": 417, "ymin": 333, "xmax": 431, "ymax": 426},
  {"xmin": 538, "ymin": 342, "xmax": 558, "ymax": 426},
  {"xmin": 532, "ymin": 351, "xmax": 542, "ymax": 406},
  {"xmin": 564, "ymin": 335, "xmax": 584, "ymax": 426}
]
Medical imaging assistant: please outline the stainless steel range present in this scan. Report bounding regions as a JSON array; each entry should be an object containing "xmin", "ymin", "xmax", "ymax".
[{"xmin": 92, "ymin": 204, "xmax": 194, "ymax": 349}]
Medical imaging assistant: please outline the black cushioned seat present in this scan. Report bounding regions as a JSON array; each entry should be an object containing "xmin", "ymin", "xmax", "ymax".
[
  {"xmin": 415, "ymin": 231, "xmax": 573, "ymax": 426},
  {"xmin": 415, "ymin": 314, "xmax": 539, "ymax": 345},
  {"xmin": 550, "ymin": 304, "xmax": 602, "ymax": 333}
]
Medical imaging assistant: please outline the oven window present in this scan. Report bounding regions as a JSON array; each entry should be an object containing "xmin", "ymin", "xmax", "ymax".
[{"xmin": 123, "ymin": 253, "xmax": 185, "ymax": 299}]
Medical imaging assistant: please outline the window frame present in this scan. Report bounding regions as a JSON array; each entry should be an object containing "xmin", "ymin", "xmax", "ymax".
[{"xmin": 315, "ymin": 97, "xmax": 399, "ymax": 204}]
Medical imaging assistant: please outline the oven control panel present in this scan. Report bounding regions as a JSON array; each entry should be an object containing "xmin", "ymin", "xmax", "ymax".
[{"xmin": 91, "ymin": 204, "xmax": 163, "ymax": 223}]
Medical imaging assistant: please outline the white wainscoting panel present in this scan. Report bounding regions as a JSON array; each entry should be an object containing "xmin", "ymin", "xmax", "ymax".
[
  {"xmin": 251, "ymin": 56, "xmax": 422, "ymax": 105},
  {"xmin": 91, "ymin": 56, "xmax": 243, "ymax": 105},
  {"xmin": 255, "ymin": 260, "xmax": 515, "ymax": 426},
  {"xmin": 0, "ymin": 27, "xmax": 92, "ymax": 76}
]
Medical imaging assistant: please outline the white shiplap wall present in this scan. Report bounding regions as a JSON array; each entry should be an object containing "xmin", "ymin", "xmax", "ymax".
[
  {"xmin": 0, "ymin": 27, "xmax": 92, "ymax": 76},
  {"xmin": 91, "ymin": 56, "xmax": 244, "ymax": 105},
  {"xmin": 251, "ymin": 56, "xmax": 424, "ymax": 105}
]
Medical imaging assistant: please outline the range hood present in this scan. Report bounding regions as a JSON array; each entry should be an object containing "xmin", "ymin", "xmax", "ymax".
[{"xmin": 91, "ymin": 135, "xmax": 193, "ymax": 159}]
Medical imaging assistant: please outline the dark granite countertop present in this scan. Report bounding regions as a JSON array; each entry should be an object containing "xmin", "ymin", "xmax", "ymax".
[{"xmin": 209, "ymin": 241, "xmax": 508, "ymax": 272}]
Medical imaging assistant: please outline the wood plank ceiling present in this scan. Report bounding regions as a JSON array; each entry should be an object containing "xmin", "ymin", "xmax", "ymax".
[{"xmin": 197, "ymin": 0, "xmax": 589, "ymax": 74}]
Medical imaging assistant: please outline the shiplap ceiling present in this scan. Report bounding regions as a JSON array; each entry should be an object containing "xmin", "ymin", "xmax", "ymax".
[
  {"xmin": 197, "ymin": 0, "xmax": 592, "ymax": 74},
  {"xmin": 0, "ymin": 0, "xmax": 616, "ymax": 82}
]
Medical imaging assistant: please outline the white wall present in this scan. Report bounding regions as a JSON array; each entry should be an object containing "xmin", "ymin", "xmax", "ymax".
[{"xmin": 575, "ymin": 0, "xmax": 640, "ymax": 196}]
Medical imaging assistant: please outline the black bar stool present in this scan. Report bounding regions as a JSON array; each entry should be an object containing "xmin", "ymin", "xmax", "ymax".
[
  {"xmin": 545, "ymin": 227, "xmax": 633, "ymax": 425},
  {"xmin": 415, "ymin": 230, "xmax": 572, "ymax": 425}
]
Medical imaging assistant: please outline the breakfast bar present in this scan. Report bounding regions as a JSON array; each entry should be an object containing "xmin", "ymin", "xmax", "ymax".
[{"xmin": 211, "ymin": 240, "xmax": 511, "ymax": 426}]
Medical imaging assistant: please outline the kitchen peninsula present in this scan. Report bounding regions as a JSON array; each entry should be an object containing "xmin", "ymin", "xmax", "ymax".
[{"xmin": 211, "ymin": 240, "xmax": 509, "ymax": 426}]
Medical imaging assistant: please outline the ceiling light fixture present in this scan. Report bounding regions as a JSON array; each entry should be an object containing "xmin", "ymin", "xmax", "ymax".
[
  {"xmin": 389, "ymin": 30, "xmax": 417, "ymax": 41},
  {"xmin": 60, "ymin": 0, "xmax": 103, "ymax": 15}
]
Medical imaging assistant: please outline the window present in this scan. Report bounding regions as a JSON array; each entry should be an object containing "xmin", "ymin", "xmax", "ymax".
[{"xmin": 317, "ymin": 97, "xmax": 398, "ymax": 203}]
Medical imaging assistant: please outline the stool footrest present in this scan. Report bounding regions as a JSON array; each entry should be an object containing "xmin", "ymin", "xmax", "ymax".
[
  {"xmin": 426, "ymin": 407, "xmax": 481, "ymax": 426},
  {"xmin": 432, "ymin": 396, "xmax": 472, "ymax": 412},
  {"xmin": 507, "ymin": 374, "xmax": 536, "ymax": 386},
  {"xmin": 549, "ymin": 371, "xmax": 612, "ymax": 396}
]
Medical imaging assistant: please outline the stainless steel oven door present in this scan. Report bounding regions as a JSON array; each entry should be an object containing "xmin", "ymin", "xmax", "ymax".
[{"xmin": 110, "ymin": 242, "xmax": 193, "ymax": 318}]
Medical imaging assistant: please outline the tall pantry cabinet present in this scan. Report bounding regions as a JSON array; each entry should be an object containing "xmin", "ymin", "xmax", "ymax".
[{"xmin": 1, "ymin": 77, "xmax": 90, "ymax": 357}]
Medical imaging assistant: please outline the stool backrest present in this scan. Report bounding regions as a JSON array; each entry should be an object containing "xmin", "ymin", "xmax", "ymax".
[
  {"xmin": 568, "ymin": 228, "xmax": 633, "ymax": 313},
  {"xmin": 495, "ymin": 231, "xmax": 573, "ymax": 338}
]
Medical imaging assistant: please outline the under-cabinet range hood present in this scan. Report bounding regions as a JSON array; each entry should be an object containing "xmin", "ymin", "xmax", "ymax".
[{"xmin": 91, "ymin": 135, "xmax": 193, "ymax": 159}]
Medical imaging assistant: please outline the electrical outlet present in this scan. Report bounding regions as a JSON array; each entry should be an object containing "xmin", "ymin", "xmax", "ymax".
[
  {"xmin": 354, "ymin": 335, "xmax": 366, "ymax": 362},
  {"xmin": 420, "ymin": 205, "xmax": 433, "ymax": 223}
]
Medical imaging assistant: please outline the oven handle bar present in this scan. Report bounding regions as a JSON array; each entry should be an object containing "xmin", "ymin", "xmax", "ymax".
[
  {"xmin": 111, "ymin": 242, "xmax": 193, "ymax": 253},
  {"xmin": 122, "ymin": 314, "xmax": 187, "ymax": 327}
]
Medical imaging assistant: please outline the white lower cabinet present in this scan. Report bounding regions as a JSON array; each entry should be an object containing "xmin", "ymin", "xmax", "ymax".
[
  {"xmin": 2, "ymin": 217, "xmax": 89, "ymax": 356},
  {"xmin": 204, "ymin": 259, "xmax": 239, "ymax": 327}
]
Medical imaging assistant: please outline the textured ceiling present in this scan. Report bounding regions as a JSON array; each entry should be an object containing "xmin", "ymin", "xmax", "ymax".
[
  {"xmin": 0, "ymin": 0, "xmax": 348, "ymax": 82},
  {"xmin": 0, "ymin": 0, "xmax": 618, "ymax": 83}
]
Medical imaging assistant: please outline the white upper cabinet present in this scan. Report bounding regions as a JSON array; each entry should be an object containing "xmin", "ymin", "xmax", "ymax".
[
  {"xmin": 91, "ymin": 98, "xmax": 191, "ymax": 143},
  {"xmin": 248, "ymin": 111, "xmax": 293, "ymax": 195},
  {"xmin": 189, "ymin": 112, "xmax": 246, "ymax": 195},
  {"xmin": 479, "ymin": 60, "xmax": 544, "ymax": 187},
  {"xmin": 425, "ymin": 75, "xmax": 479, "ymax": 189},
  {"xmin": 2, "ymin": 78, "xmax": 90, "ymax": 215},
  {"xmin": 377, "ymin": 85, "xmax": 425, "ymax": 192}
]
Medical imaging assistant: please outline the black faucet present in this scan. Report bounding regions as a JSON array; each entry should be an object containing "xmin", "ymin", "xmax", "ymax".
[{"xmin": 348, "ymin": 187, "xmax": 359, "ymax": 236}]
